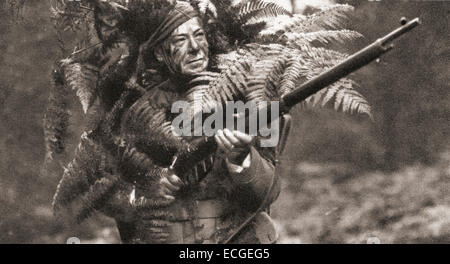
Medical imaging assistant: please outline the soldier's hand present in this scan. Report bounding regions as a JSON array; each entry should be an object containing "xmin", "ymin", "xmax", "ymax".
[
  {"xmin": 215, "ymin": 129, "xmax": 254, "ymax": 164},
  {"xmin": 131, "ymin": 170, "xmax": 183, "ymax": 211},
  {"xmin": 158, "ymin": 171, "xmax": 183, "ymax": 200}
]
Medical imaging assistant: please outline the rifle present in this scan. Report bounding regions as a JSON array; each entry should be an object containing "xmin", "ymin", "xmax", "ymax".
[{"xmin": 170, "ymin": 17, "xmax": 421, "ymax": 177}]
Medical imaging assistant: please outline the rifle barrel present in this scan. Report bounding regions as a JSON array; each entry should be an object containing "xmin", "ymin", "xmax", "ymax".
[
  {"xmin": 280, "ymin": 17, "xmax": 421, "ymax": 111},
  {"xmin": 380, "ymin": 18, "xmax": 421, "ymax": 45}
]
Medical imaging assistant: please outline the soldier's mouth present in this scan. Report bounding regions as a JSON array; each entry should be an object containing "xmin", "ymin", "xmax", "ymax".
[{"xmin": 187, "ymin": 58, "xmax": 204, "ymax": 64}]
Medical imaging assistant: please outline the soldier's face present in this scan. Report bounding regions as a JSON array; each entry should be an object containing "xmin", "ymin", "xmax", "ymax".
[{"xmin": 159, "ymin": 18, "xmax": 209, "ymax": 76}]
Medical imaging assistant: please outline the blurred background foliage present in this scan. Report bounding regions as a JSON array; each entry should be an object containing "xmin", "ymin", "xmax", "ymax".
[{"xmin": 0, "ymin": 0, "xmax": 448, "ymax": 243}]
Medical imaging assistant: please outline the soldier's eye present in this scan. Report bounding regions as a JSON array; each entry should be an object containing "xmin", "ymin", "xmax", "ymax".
[
  {"xmin": 195, "ymin": 31, "xmax": 205, "ymax": 38},
  {"xmin": 173, "ymin": 38, "xmax": 186, "ymax": 45}
]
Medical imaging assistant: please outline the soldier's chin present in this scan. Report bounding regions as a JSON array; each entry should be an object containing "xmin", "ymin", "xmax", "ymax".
[{"xmin": 181, "ymin": 60, "xmax": 208, "ymax": 75}]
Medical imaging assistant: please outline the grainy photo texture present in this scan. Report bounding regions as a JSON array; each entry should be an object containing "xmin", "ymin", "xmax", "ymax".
[{"xmin": 0, "ymin": 0, "xmax": 448, "ymax": 244}]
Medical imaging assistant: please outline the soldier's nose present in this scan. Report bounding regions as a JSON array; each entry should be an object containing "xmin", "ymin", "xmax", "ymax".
[{"xmin": 188, "ymin": 37, "xmax": 200, "ymax": 53}]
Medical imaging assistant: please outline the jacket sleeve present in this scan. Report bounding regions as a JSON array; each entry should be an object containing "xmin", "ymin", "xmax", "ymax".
[
  {"xmin": 227, "ymin": 145, "xmax": 281, "ymax": 212},
  {"xmin": 226, "ymin": 114, "xmax": 292, "ymax": 212}
]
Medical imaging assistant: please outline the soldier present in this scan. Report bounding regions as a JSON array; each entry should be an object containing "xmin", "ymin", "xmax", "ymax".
[
  {"xmin": 53, "ymin": 1, "xmax": 289, "ymax": 244},
  {"xmin": 120, "ymin": 1, "xmax": 289, "ymax": 244}
]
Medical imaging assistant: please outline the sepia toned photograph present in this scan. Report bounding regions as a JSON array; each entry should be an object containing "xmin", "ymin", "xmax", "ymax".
[{"xmin": 0, "ymin": 0, "xmax": 448, "ymax": 245}]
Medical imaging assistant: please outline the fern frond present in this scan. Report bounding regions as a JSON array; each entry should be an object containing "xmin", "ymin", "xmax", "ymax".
[
  {"xmin": 119, "ymin": 144, "xmax": 168, "ymax": 185},
  {"xmin": 238, "ymin": 0, "xmax": 291, "ymax": 24},
  {"xmin": 334, "ymin": 83, "xmax": 372, "ymax": 119},
  {"xmin": 293, "ymin": 45, "xmax": 348, "ymax": 80},
  {"xmin": 122, "ymin": 98, "xmax": 190, "ymax": 167},
  {"xmin": 188, "ymin": 85, "xmax": 218, "ymax": 118},
  {"xmin": 279, "ymin": 57, "xmax": 303, "ymax": 97},
  {"xmin": 246, "ymin": 55, "xmax": 288, "ymax": 107},
  {"xmin": 216, "ymin": 43, "xmax": 282, "ymax": 65},
  {"xmin": 258, "ymin": 4, "xmax": 353, "ymax": 40},
  {"xmin": 321, "ymin": 83, "xmax": 341, "ymax": 107},
  {"xmin": 188, "ymin": 60, "xmax": 252, "ymax": 112},
  {"xmin": 264, "ymin": 45, "xmax": 349, "ymax": 97},
  {"xmin": 282, "ymin": 29, "xmax": 363, "ymax": 47},
  {"xmin": 76, "ymin": 171, "xmax": 120, "ymax": 222},
  {"xmin": 52, "ymin": 134, "xmax": 122, "ymax": 223},
  {"xmin": 52, "ymin": 132, "xmax": 101, "ymax": 210},
  {"xmin": 44, "ymin": 63, "xmax": 70, "ymax": 161},
  {"xmin": 286, "ymin": 4, "xmax": 354, "ymax": 33},
  {"xmin": 257, "ymin": 14, "xmax": 301, "ymax": 38},
  {"xmin": 61, "ymin": 58, "xmax": 99, "ymax": 113},
  {"xmin": 50, "ymin": 0, "xmax": 98, "ymax": 57},
  {"xmin": 300, "ymin": 88, "xmax": 327, "ymax": 109},
  {"xmin": 300, "ymin": 79, "xmax": 344, "ymax": 109},
  {"xmin": 192, "ymin": 42, "xmax": 350, "ymax": 110},
  {"xmin": 187, "ymin": 43, "xmax": 287, "ymax": 111},
  {"xmin": 210, "ymin": 61, "xmax": 250, "ymax": 100},
  {"xmin": 300, "ymin": 78, "xmax": 372, "ymax": 119}
]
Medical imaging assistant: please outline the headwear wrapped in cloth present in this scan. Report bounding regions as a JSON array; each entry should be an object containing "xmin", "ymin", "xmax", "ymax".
[{"xmin": 142, "ymin": 1, "xmax": 199, "ymax": 53}]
